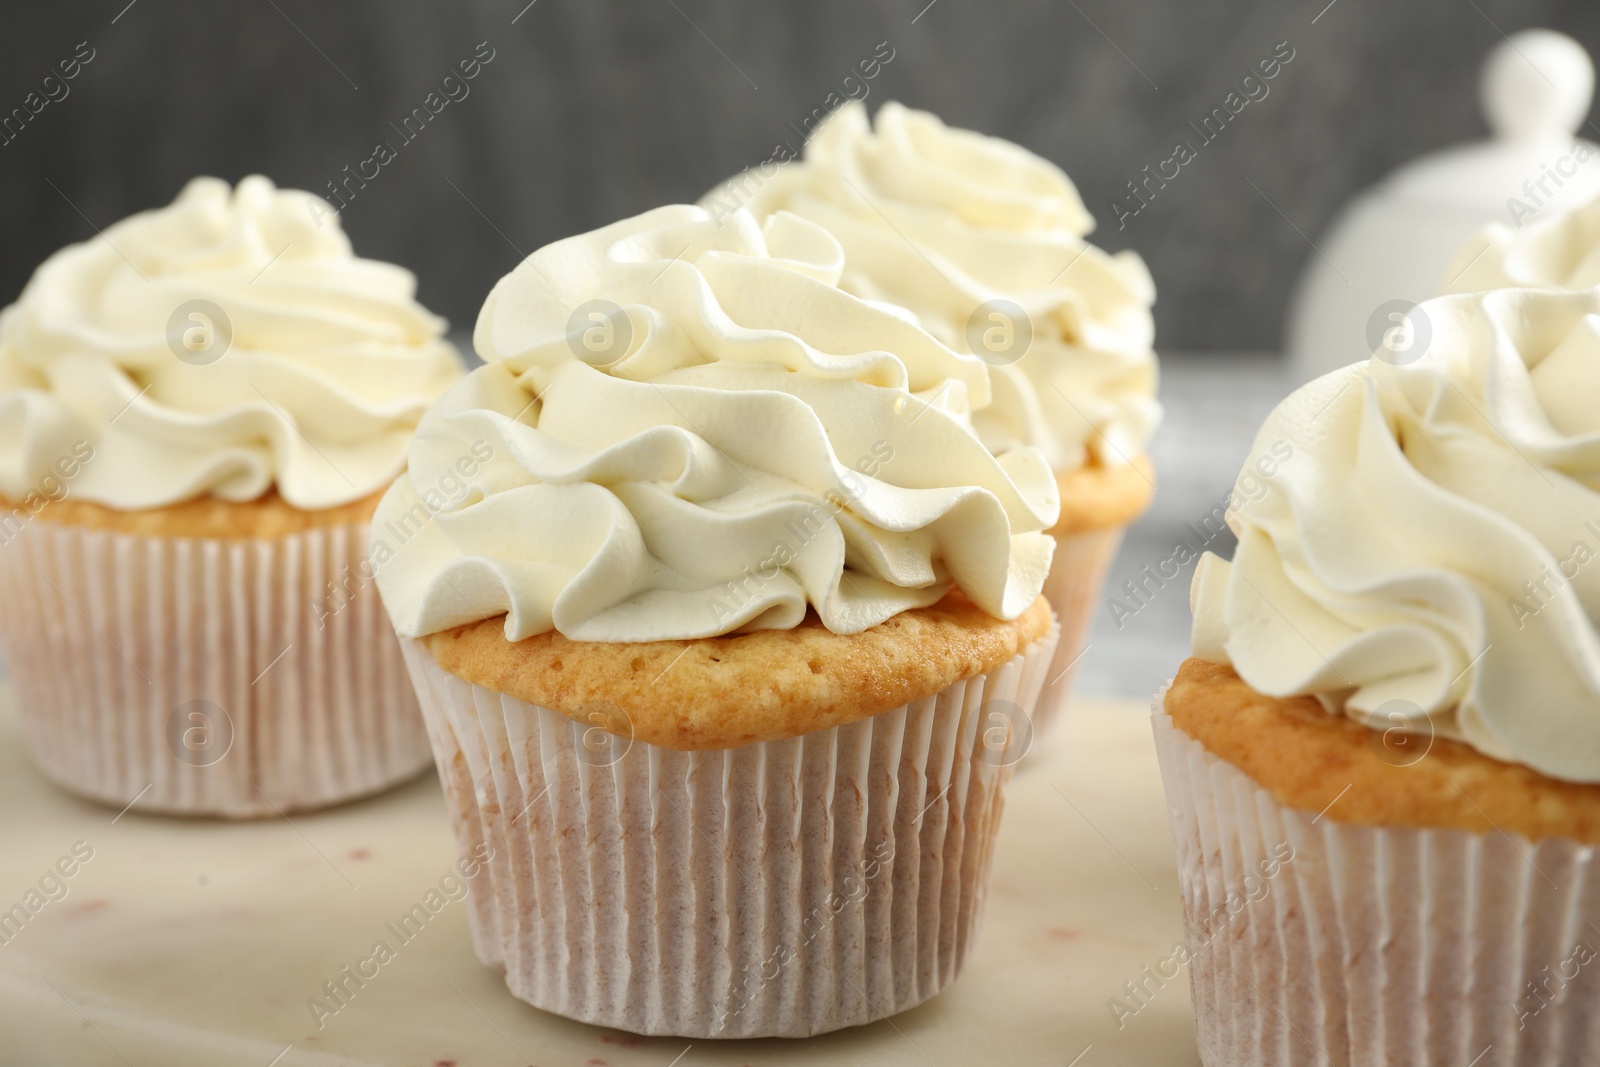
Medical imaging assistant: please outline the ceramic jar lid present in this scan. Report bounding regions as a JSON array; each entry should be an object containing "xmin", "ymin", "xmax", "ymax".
[{"xmin": 1287, "ymin": 29, "xmax": 1599, "ymax": 381}]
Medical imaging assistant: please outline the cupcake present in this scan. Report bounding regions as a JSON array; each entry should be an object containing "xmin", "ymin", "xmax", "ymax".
[
  {"xmin": 0, "ymin": 176, "xmax": 462, "ymax": 817},
  {"xmin": 1156, "ymin": 285, "xmax": 1600, "ymax": 1065},
  {"xmin": 711, "ymin": 101, "xmax": 1159, "ymax": 748},
  {"xmin": 375, "ymin": 204, "xmax": 1061, "ymax": 1037}
]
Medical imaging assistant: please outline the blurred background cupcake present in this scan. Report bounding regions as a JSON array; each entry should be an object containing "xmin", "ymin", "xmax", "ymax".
[
  {"xmin": 1156, "ymin": 279, "xmax": 1600, "ymax": 1065},
  {"xmin": 0, "ymin": 175, "xmax": 462, "ymax": 817},
  {"xmin": 375, "ymin": 203, "xmax": 1061, "ymax": 1038},
  {"xmin": 716, "ymin": 101, "xmax": 1160, "ymax": 749}
]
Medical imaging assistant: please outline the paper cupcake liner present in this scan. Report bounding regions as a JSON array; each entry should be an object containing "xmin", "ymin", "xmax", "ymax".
[
  {"xmin": 1029, "ymin": 526, "xmax": 1124, "ymax": 754},
  {"xmin": 1152, "ymin": 700, "xmax": 1600, "ymax": 1067},
  {"xmin": 0, "ymin": 518, "xmax": 431, "ymax": 817},
  {"xmin": 400, "ymin": 618, "xmax": 1059, "ymax": 1039}
]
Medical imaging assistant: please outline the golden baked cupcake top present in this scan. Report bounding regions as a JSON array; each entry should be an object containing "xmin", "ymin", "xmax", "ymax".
[
  {"xmin": 1050, "ymin": 456, "xmax": 1155, "ymax": 537},
  {"xmin": 373, "ymin": 204, "xmax": 1062, "ymax": 645},
  {"xmin": 428, "ymin": 589, "xmax": 1051, "ymax": 749},
  {"xmin": 5, "ymin": 485, "xmax": 386, "ymax": 539},
  {"xmin": 1166, "ymin": 658, "xmax": 1600, "ymax": 844},
  {"xmin": 0, "ymin": 175, "xmax": 461, "ymax": 514},
  {"xmin": 716, "ymin": 101, "xmax": 1161, "ymax": 477}
]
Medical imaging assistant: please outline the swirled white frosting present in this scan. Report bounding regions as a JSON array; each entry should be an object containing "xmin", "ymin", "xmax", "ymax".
[
  {"xmin": 0, "ymin": 175, "xmax": 461, "ymax": 510},
  {"xmin": 1443, "ymin": 192, "xmax": 1600, "ymax": 294},
  {"xmin": 1192, "ymin": 287, "xmax": 1600, "ymax": 781},
  {"xmin": 714, "ymin": 100, "xmax": 1160, "ymax": 472},
  {"xmin": 373, "ymin": 204, "xmax": 1060, "ymax": 643}
]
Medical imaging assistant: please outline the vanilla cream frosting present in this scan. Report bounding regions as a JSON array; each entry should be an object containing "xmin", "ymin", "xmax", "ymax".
[
  {"xmin": 1192, "ymin": 287, "xmax": 1600, "ymax": 781},
  {"xmin": 1443, "ymin": 192, "xmax": 1600, "ymax": 293},
  {"xmin": 373, "ymin": 204, "xmax": 1060, "ymax": 643},
  {"xmin": 712, "ymin": 101, "xmax": 1160, "ymax": 473},
  {"xmin": 0, "ymin": 175, "xmax": 461, "ymax": 511}
]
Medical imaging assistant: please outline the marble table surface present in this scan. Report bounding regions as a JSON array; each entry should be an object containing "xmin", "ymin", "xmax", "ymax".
[{"xmin": 0, "ymin": 689, "xmax": 1199, "ymax": 1067}]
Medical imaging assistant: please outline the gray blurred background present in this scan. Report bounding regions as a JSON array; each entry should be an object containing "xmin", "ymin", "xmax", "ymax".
[{"xmin": 4, "ymin": 0, "xmax": 1599, "ymax": 351}]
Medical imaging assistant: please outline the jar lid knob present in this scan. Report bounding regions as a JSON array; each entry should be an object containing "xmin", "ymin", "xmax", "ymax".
[{"xmin": 1481, "ymin": 29, "xmax": 1594, "ymax": 143}]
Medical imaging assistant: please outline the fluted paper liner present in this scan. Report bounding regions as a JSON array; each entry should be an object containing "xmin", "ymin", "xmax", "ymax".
[
  {"xmin": 0, "ymin": 519, "xmax": 431, "ymax": 817},
  {"xmin": 401, "ymin": 619, "xmax": 1058, "ymax": 1039},
  {"xmin": 1152, "ymin": 700, "xmax": 1600, "ymax": 1067},
  {"xmin": 1030, "ymin": 526, "xmax": 1123, "ymax": 754}
]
